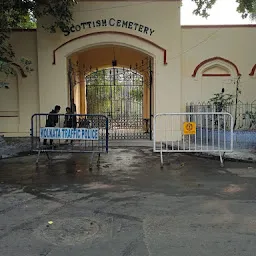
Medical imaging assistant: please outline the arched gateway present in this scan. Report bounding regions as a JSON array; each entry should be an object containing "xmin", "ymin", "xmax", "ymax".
[
  {"xmin": 67, "ymin": 44, "xmax": 153, "ymax": 140},
  {"xmin": 33, "ymin": 0, "xmax": 183, "ymax": 143},
  {"xmin": 6, "ymin": 0, "xmax": 256, "ymax": 139}
]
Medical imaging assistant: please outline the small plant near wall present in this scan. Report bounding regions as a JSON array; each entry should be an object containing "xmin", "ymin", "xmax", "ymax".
[
  {"xmin": 207, "ymin": 89, "xmax": 234, "ymax": 129},
  {"xmin": 243, "ymin": 111, "xmax": 256, "ymax": 129},
  {"xmin": 208, "ymin": 76, "xmax": 241, "ymax": 129},
  {"xmin": 233, "ymin": 76, "xmax": 242, "ymax": 129},
  {"xmin": 208, "ymin": 88, "xmax": 235, "ymax": 112}
]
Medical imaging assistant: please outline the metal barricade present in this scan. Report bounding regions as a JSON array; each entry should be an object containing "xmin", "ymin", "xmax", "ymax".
[
  {"xmin": 30, "ymin": 113, "xmax": 108, "ymax": 168},
  {"xmin": 153, "ymin": 112, "xmax": 233, "ymax": 167}
]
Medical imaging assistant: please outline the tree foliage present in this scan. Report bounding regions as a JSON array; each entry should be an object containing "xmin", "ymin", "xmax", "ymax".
[
  {"xmin": 1, "ymin": 0, "xmax": 256, "ymax": 78},
  {"xmin": 0, "ymin": 0, "xmax": 76, "ymax": 77},
  {"xmin": 191, "ymin": 0, "xmax": 256, "ymax": 19},
  {"xmin": 85, "ymin": 68, "xmax": 143, "ymax": 117}
]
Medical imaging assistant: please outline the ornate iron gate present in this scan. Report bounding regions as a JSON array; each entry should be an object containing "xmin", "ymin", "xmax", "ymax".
[{"xmin": 68, "ymin": 57, "xmax": 153, "ymax": 140}]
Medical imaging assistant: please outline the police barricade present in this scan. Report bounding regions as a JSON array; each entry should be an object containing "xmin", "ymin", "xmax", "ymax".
[
  {"xmin": 31, "ymin": 113, "xmax": 108, "ymax": 168},
  {"xmin": 153, "ymin": 112, "xmax": 233, "ymax": 168}
]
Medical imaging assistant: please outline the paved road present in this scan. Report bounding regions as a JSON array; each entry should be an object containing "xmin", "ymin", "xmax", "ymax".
[{"xmin": 1, "ymin": 148, "xmax": 256, "ymax": 256}]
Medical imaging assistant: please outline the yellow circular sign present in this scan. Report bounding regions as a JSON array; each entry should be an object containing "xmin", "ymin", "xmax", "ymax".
[
  {"xmin": 183, "ymin": 122, "xmax": 196, "ymax": 135},
  {"xmin": 186, "ymin": 123, "xmax": 193, "ymax": 131}
]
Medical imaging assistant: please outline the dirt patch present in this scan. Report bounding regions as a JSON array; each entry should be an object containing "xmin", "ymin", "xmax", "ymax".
[{"xmin": 0, "ymin": 136, "xmax": 32, "ymax": 159}]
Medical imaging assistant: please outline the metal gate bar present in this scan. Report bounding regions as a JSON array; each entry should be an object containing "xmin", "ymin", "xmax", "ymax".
[
  {"xmin": 68, "ymin": 57, "xmax": 153, "ymax": 140},
  {"xmin": 86, "ymin": 67, "xmax": 147, "ymax": 140}
]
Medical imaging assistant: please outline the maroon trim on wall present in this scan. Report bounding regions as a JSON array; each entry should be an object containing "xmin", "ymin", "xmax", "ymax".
[
  {"xmin": 202, "ymin": 74, "xmax": 231, "ymax": 77},
  {"xmin": 249, "ymin": 64, "xmax": 256, "ymax": 76},
  {"xmin": 192, "ymin": 57, "xmax": 241, "ymax": 77},
  {"xmin": 52, "ymin": 31, "xmax": 168, "ymax": 65}
]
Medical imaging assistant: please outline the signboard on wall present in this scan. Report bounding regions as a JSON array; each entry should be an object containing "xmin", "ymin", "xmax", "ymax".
[
  {"xmin": 40, "ymin": 127, "xmax": 99, "ymax": 140},
  {"xmin": 63, "ymin": 18, "xmax": 155, "ymax": 37}
]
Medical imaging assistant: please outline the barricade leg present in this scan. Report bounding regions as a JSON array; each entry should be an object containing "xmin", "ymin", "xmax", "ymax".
[
  {"xmin": 89, "ymin": 153, "xmax": 101, "ymax": 170},
  {"xmin": 46, "ymin": 152, "xmax": 51, "ymax": 161},
  {"xmin": 36, "ymin": 151, "xmax": 41, "ymax": 164},
  {"xmin": 97, "ymin": 153, "xmax": 101, "ymax": 167},
  {"xmin": 160, "ymin": 142, "xmax": 164, "ymax": 168},
  {"xmin": 36, "ymin": 151, "xmax": 51, "ymax": 165},
  {"xmin": 219, "ymin": 152, "xmax": 225, "ymax": 168},
  {"xmin": 89, "ymin": 152, "xmax": 94, "ymax": 171}
]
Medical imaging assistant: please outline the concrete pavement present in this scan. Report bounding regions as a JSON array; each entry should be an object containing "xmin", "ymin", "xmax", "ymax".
[{"xmin": 0, "ymin": 148, "xmax": 256, "ymax": 255}]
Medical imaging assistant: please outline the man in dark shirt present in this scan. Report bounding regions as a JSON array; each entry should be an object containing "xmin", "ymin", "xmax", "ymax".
[
  {"xmin": 43, "ymin": 105, "xmax": 61, "ymax": 145},
  {"xmin": 64, "ymin": 107, "xmax": 77, "ymax": 144},
  {"xmin": 64, "ymin": 107, "xmax": 76, "ymax": 128}
]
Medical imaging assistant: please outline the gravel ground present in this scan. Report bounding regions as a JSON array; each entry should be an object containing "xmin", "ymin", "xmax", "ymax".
[
  {"xmin": 1, "ymin": 148, "xmax": 256, "ymax": 255},
  {"xmin": 0, "ymin": 136, "xmax": 31, "ymax": 159}
]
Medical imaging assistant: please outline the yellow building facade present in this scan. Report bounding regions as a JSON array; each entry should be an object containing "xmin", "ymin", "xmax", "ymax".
[{"xmin": 0, "ymin": 0, "xmax": 255, "ymax": 138}]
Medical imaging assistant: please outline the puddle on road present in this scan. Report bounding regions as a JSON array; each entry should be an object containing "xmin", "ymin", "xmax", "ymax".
[
  {"xmin": 1, "ymin": 148, "xmax": 256, "ymax": 195},
  {"xmin": 0, "ymin": 148, "xmax": 155, "ymax": 186}
]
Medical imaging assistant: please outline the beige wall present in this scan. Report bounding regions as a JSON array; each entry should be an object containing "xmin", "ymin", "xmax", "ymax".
[
  {"xmin": 3, "ymin": 1, "xmax": 256, "ymax": 139},
  {"xmin": 0, "ymin": 31, "xmax": 39, "ymax": 136},
  {"xmin": 37, "ymin": 0, "xmax": 182, "ymax": 125},
  {"xmin": 181, "ymin": 26, "xmax": 256, "ymax": 110}
]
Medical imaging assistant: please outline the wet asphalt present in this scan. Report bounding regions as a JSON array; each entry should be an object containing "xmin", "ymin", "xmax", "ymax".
[{"xmin": 0, "ymin": 147, "xmax": 256, "ymax": 256}]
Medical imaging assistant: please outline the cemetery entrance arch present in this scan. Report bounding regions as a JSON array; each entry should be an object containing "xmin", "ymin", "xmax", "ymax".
[{"xmin": 67, "ymin": 44, "xmax": 154, "ymax": 140}]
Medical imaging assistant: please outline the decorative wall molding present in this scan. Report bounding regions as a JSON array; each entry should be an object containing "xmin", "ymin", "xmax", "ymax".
[
  {"xmin": 52, "ymin": 31, "xmax": 167, "ymax": 65},
  {"xmin": 249, "ymin": 64, "xmax": 256, "ymax": 76},
  {"xmin": 192, "ymin": 57, "xmax": 241, "ymax": 78}
]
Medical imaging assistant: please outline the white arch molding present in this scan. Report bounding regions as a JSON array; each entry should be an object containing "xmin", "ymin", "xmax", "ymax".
[
  {"xmin": 66, "ymin": 41, "xmax": 156, "ymax": 61},
  {"xmin": 52, "ymin": 31, "xmax": 168, "ymax": 65},
  {"xmin": 38, "ymin": 31, "xmax": 178, "ymax": 120},
  {"xmin": 50, "ymin": 33, "xmax": 162, "ymax": 109},
  {"xmin": 54, "ymin": 33, "xmax": 162, "ymax": 74}
]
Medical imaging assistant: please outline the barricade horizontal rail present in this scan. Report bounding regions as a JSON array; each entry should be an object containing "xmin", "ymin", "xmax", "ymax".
[
  {"xmin": 153, "ymin": 112, "xmax": 233, "ymax": 167},
  {"xmin": 30, "ymin": 113, "xmax": 108, "ymax": 167}
]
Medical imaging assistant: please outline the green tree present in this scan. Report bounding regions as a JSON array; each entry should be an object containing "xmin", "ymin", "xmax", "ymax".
[
  {"xmin": 86, "ymin": 69, "xmax": 118, "ymax": 115},
  {"xmin": 248, "ymin": 0, "xmax": 256, "ymax": 20},
  {"xmin": 86, "ymin": 68, "xmax": 143, "ymax": 118},
  {"xmin": 130, "ymin": 89, "xmax": 143, "ymax": 102},
  {"xmin": 16, "ymin": 13, "xmax": 37, "ymax": 29},
  {"xmin": 1, "ymin": 0, "xmax": 256, "ymax": 77},
  {"xmin": 0, "ymin": 0, "xmax": 76, "ymax": 76},
  {"xmin": 191, "ymin": 0, "xmax": 256, "ymax": 19},
  {"xmin": 129, "ymin": 77, "xmax": 144, "ymax": 102}
]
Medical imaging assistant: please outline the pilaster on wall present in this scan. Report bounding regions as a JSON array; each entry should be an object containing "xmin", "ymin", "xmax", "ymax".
[{"xmin": 79, "ymin": 61, "xmax": 86, "ymax": 114}]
